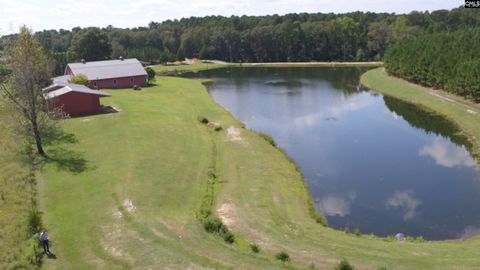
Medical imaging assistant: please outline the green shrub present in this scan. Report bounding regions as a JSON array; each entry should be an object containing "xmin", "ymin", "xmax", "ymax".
[
  {"xmin": 201, "ymin": 79, "xmax": 213, "ymax": 86},
  {"xmin": 145, "ymin": 67, "xmax": 156, "ymax": 82},
  {"xmin": 415, "ymin": 236, "xmax": 425, "ymax": 242},
  {"xmin": 27, "ymin": 208, "xmax": 42, "ymax": 235},
  {"xmin": 68, "ymin": 73, "xmax": 89, "ymax": 86},
  {"xmin": 344, "ymin": 227, "xmax": 350, "ymax": 234},
  {"xmin": 202, "ymin": 216, "xmax": 235, "ymax": 244},
  {"xmin": 307, "ymin": 199, "xmax": 328, "ymax": 227},
  {"xmin": 197, "ymin": 116, "xmax": 209, "ymax": 124},
  {"xmin": 275, "ymin": 251, "xmax": 290, "ymax": 262},
  {"xmin": 214, "ymin": 125, "xmax": 223, "ymax": 132},
  {"xmin": 335, "ymin": 258, "xmax": 355, "ymax": 270},
  {"xmin": 203, "ymin": 216, "xmax": 225, "ymax": 234},
  {"xmin": 250, "ymin": 244, "xmax": 260, "ymax": 253},
  {"xmin": 207, "ymin": 170, "xmax": 217, "ymax": 179},
  {"xmin": 382, "ymin": 235, "xmax": 395, "ymax": 242},
  {"xmin": 223, "ymin": 231, "xmax": 235, "ymax": 244},
  {"xmin": 353, "ymin": 228, "xmax": 361, "ymax": 236},
  {"xmin": 377, "ymin": 267, "xmax": 388, "ymax": 270},
  {"xmin": 257, "ymin": 132, "xmax": 276, "ymax": 147}
]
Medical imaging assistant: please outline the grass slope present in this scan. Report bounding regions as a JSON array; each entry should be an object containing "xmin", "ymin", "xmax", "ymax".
[
  {"xmin": 0, "ymin": 103, "xmax": 39, "ymax": 269},
  {"xmin": 39, "ymin": 76, "xmax": 480, "ymax": 269},
  {"xmin": 361, "ymin": 68, "xmax": 480, "ymax": 159}
]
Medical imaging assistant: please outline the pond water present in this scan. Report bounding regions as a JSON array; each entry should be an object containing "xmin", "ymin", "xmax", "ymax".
[{"xmin": 188, "ymin": 67, "xmax": 480, "ymax": 240}]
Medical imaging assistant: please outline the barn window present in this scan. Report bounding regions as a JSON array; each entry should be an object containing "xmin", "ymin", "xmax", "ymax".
[
  {"xmin": 113, "ymin": 79, "xmax": 117, "ymax": 86},
  {"xmin": 93, "ymin": 81, "xmax": 97, "ymax": 87},
  {"xmin": 130, "ymin": 78, "xmax": 134, "ymax": 84}
]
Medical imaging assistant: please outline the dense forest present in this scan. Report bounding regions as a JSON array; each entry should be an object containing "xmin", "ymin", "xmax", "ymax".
[
  {"xmin": 0, "ymin": 6, "xmax": 479, "ymax": 68},
  {"xmin": 384, "ymin": 28, "xmax": 480, "ymax": 101}
]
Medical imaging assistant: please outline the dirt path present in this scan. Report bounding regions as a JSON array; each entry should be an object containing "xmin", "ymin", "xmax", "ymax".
[
  {"xmin": 389, "ymin": 70, "xmax": 480, "ymax": 115},
  {"xmin": 425, "ymin": 88, "xmax": 480, "ymax": 115}
]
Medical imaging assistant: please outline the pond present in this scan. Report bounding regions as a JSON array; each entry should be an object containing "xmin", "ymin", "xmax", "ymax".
[{"xmin": 188, "ymin": 67, "xmax": 480, "ymax": 240}]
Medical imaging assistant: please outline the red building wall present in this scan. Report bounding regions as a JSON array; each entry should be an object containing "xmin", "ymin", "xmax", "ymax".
[
  {"xmin": 49, "ymin": 92, "xmax": 102, "ymax": 115},
  {"xmin": 89, "ymin": 75, "xmax": 148, "ymax": 89}
]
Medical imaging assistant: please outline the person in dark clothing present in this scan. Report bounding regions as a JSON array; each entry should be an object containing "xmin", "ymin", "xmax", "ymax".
[{"xmin": 40, "ymin": 231, "xmax": 50, "ymax": 254}]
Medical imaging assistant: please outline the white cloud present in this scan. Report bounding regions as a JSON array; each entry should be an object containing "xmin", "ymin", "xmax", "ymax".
[
  {"xmin": 386, "ymin": 191, "xmax": 421, "ymax": 220},
  {"xmin": 315, "ymin": 192, "xmax": 356, "ymax": 217},
  {"xmin": 460, "ymin": 226, "xmax": 480, "ymax": 239},
  {"xmin": 419, "ymin": 138, "xmax": 477, "ymax": 168},
  {"xmin": 0, "ymin": 0, "xmax": 463, "ymax": 36}
]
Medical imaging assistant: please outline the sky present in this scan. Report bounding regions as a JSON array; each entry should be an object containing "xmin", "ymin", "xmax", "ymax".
[{"xmin": 0, "ymin": 0, "xmax": 464, "ymax": 35}]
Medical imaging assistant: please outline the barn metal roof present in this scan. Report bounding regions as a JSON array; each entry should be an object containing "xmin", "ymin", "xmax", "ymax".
[
  {"xmin": 52, "ymin": 75, "xmax": 73, "ymax": 84},
  {"xmin": 44, "ymin": 84, "xmax": 111, "ymax": 99},
  {"xmin": 66, "ymin": 58, "xmax": 147, "ymax": 80}
]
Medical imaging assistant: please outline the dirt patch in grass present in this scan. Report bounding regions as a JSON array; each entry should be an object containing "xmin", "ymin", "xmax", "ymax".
[
  {"xmin": 123, "ymin": 199, "xmax": 136, "ymax": 214},
  {"xmin": 112, "ymin": 209, "xmax": 123, "ymax": 219},
  {"xmin": 100, "ymin": 224, "xmax": 132, "ymax": 261},
  {"xmin": 226, "ymin": 126, "xmax": 243, "ymax": 142},
  {"xmin": 217, "ymin": 203, "xmax": 236, "ymax": 227}
]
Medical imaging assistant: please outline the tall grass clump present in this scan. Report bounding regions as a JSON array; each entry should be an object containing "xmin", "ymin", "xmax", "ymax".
[
  {"xmin": 197, "ymin": 116, "xmax": 209, "ymax": 124},
  {"xmin": 197, "ymin": 137, "xmax": 235, "ymax": 244},
  {"xmin": 335, "ymin": 258, "xmax": 355, "ymax": 270},
  {"xmin": 250, "ymin": 244, "xmax": 260, "ymax": 253},
  {"xmin": 257, "ymin": 132, "xmax": 276, "ymax": 147},
  {"xmin": 275, "ymin": 251, "xmax": 290, "ymax": 262}
]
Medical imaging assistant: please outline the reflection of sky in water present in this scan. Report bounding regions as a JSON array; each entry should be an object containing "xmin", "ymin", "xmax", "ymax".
[
  {"xmin": 386, "ymin": 191, "xmax": 421, "ymax": 221},
  {"xmin": 192, "ymin": 67, "xmax": 480, "ymax": 240},
  {"xmin": 419, "ymin": 138, "xmax": 477, "ymax": 168}
]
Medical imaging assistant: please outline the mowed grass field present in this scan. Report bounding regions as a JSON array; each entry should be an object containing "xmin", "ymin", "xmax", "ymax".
[{"xmin": 38, "ymin": 76, "xmax": 480, "ymax": 269}]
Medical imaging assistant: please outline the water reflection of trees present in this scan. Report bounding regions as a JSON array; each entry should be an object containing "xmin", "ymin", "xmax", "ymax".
[
  {"xmin": 188, "ymin": 67, "xmax": 371, "ymax": 94},
  {"xmin": 383, "ymin": 96, "xmax": 472, "ymax": 150}
]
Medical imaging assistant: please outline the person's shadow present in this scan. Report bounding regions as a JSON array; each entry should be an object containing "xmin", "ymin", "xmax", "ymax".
[{"xmin": 46, "ymin": 252, "xmax": 57, "ymax": 259}]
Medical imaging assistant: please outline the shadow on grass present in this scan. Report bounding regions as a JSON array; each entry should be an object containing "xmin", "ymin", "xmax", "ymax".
[
  {"xmin": 42, "ymin": 129, "xmax": 79, "ymax": 146},
  {"xmin": 43, "ymin": 147, "xmax": 91, "ymax": 174},
  {"xmin": 39, "ymin": 130, "xmax": 93, "ymax": 174}
]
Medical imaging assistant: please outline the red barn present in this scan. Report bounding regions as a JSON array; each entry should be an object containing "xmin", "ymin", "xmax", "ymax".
[
  {"xmin": 44, "ymin": 84, "xmax": 111, "ymax": 116},
  {"xmin": 64, "ymin": 58, "xmax": 148, "ymax": 89}
]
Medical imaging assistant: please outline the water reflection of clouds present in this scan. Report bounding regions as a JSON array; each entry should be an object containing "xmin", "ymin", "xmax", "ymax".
[
  {"xmin": 292, "ymin": 94, "xmax": 373, "ymax": 129},
  {"xmin": 316, "ymin": 192, "xmax": 356, "ymax": 217},
  {"xmin": 460, "ymin": 226, "xmax": 480, "ymax": 239},
  {"xmin": 419, "ymin": 138, "xmax": 477, "ymax": 168},
  {"xmin": 386, "ymin": 191, "xmax": 421, "ymax": 220}
]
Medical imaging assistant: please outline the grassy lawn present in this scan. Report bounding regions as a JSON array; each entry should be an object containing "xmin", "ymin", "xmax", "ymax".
[
  {"xmin": 36, "ymin": 75, "xmax": 480, "ymax": 269},
  {"xmin": 361, "ymin": 68, "xmax": 480, "ymax": 159}
]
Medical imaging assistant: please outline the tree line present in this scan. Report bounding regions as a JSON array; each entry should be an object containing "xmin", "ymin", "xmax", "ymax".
[
  {"xmin": 1, "ymin": 7, "xmax": 479, "ymax": 71},
  {"xmin": 384, "ymin": 27, "xmax": 480, "ymax": 101}
]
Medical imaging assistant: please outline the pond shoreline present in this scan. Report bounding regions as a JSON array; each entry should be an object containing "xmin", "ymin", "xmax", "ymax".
[
  {"xmin": 152, "ymin": 61, "xmax": 383, "ymax": 75},
  {"xmin": 361, "ymin": 67, "xmax": 480, "ymax": 163},
  {"xmin": 198, "ymin": 68, "xmax": 475, "ymax": 241}
]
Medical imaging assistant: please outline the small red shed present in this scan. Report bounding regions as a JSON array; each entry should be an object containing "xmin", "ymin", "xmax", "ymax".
[{"xmin": 44, "ymin": 84, "xmax": 111, "ymax": 116}]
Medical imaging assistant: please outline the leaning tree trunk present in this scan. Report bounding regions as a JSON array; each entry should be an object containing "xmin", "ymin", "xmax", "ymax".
[{"xmin": 31, "ymin": 117, "xmax": 45, "ymax": 156}]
